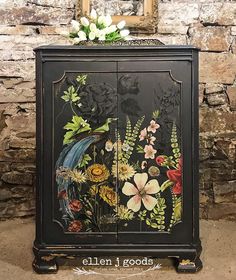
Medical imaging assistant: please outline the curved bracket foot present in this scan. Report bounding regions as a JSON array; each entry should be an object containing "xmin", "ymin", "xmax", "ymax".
[
  {"xmin": 33, "ymin": 256, "xmax": 58, "ymax": 274},
  {"xmin": 177, "ymin": 257, "xmax": 202, "ymax": 273}
]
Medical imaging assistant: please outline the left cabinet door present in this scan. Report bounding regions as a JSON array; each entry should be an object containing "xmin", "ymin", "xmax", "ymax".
[{"xmin": 39, "ymin": 60, "xmax": 119, "ymax": 244}]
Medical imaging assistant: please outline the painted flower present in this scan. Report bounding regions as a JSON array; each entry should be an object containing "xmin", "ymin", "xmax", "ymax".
[
  {"xmin": 57, "ymin": 190, "xmax": 67, "ymax": 199},
  {"xmin": 156, "ymin": 155, "xmax": 166, "ymax": 166},
  {"xmin": 122, "ymin": 143, "xmax": 130, "ymax": 152},
  {"xmin": 86, "ymin": 164, "xmax": 110, "ymax": 183},
  {"xmin": 139, "ymin": 127, "xmax": 147, "ymax": 141},
  {"xmin": 148, "ymin": 166, "xmax": 160, "ymax": 177},
  {"xmin": 69, "ymin": 199, "xmax": 82, "ymax": 212},
  {"xmin": 147, "ymin": 120, "xmax": 160, "ymax": 133},
  {"xmin": 105, "ymin": 140, "xmax": 113, "ymax": 152},
  {"xmin": 167, "ymin": 160, "xmax": 182, "ymax": 195},
  {"xmin": 68, "ymin": 170, "xmax": 87, "ymax": 184},
  {"xmin": 112, "ymin": 162, "xmax": 136, "ymax": 181},
  {"xmin": 99, "ymin": 186, "xmax": 118, "ymax": 207},
  {"xmin": 141, "ymin": 160, "xmax": 147, "ymax": 170},
  {"xmin": 149, "ymin": 136, "xmax": 156, "ymax": 145},
  {"xmin": 144, "ymin": 145, "xmax": 157, "ymax": 159},
  {"xmin": 89, "ymin": 185, "xmax": 98, "ymax": 196},
  {"xmin": 68, "ymin": 220, "xmax": 83, "ymax": 232},
  {"xmin": 122, "ymin": 173, "xmax": 160, "ymax": 212},
  {"xmin": 116, "ymin": 205, "xmax": 134, "ymax": 220}
]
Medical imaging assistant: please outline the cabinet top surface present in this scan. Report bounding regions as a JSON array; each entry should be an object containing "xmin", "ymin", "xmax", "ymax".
[{"xmin": 34, "ymin": 44, "xmax": 200, "ymax": 52}]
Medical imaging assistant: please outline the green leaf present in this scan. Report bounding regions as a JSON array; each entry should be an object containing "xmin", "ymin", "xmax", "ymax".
[
  {"xmin": 136, "ymin": 145, "xmax": 144, "ymax": 153},
  {"xmin": 78, "ymin": 153, "xmax": 92, "ymax": 168},
  {"xmin": 63, "ymin": 116, "xmax": 91, "ymax": 144},
  {"xmin": 76, "ymin": 74, "xmax": 87, "ymax": 85},
  {"xmin": 94, "ymin": 118, "xmax": 116, "ymax": 133},
  {"xmin": 152, "ymin": 110, "xmax": 160, "ymax": 120},
  {"xmin": 61, "ymin": 85, "xmax": 80, "ymax": 103},
  {"xmin": 173, "ymin": 198, "xmax": 182, "ymax": 221},
  {"xmin": 160, "ymin": 180, "xmax": 174, "ymax": 192}
]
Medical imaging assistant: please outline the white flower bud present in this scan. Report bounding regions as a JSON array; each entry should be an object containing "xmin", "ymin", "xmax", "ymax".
[
  {"xmin": 98, "ymin": 15, "xmax": 106, "ymax": 25},
  {"xmin": 104, "ymin": 15, "xmax": 112, "ymax": 27},
  {"xmin": 117, "ymin": 20, "xmax": 126, "ymax": 30},
  {"xmin": 120, "ymin": 29, "xmax": 130, "ymax": 37},
  {"xmin": 98, "ymin": 34, "xmax": 106, "ymax": 41},
  {"xmin": 77, "ymin": 30, "xmax": 87, "ymax": 41},
  {"xmin": 107, "ymin": 25, "xmax": 117, "ymax": 34},
  {"xmin": 80, "ymin": 17, "xmax": 90, "ymax": 27},
  {"xmin": 90, "ymin": 9, "xmax": 97, "ymax": 20},
  {"xmin": 89, "ymin": 32, "xmax": 96, "ymax": 41},
  {"xmin": 73, "ymin": 37, "xmax": 81, "ymax": 44},
  {"xmin": 71, "ymin": 20, "xmax": 80, "ymax": 32},
  {"xmin": 90, "ymin": 23, "xmax": 97, "ymax": 32}
]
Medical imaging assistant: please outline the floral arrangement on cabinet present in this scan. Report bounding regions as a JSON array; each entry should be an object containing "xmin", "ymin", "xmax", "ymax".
[{"xmin": 55, "ymin": 74, "xmax": 182, "ymax": 233}]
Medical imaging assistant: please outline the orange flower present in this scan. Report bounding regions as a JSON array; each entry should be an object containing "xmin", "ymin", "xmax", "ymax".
[
  {"xmin": 68, "ymin": 220, "xmax": 83, "ymax": 232},
  {"xmin": 69, "ymin": 199, "xmax": 82, "ymax": 212}
]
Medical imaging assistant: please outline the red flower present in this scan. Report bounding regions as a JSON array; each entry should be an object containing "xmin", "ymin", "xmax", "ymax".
[
  {"xmin": 156, "ymin": 156, "xmax": 165, "ymax": 165},
  {"xmin": 68, "ymin": 220, "xmax": 83, "ymax": 232},
  {"xmin": 167, "ymin": 159, "xmax": 182, "ymax": 195},
  {"xmin": 58, "ymin": 190, "xmax": 67, "ymax": 199},
  {"xmin": 69, "ymin": 199, "xmax": 82, "ymax": 212}
]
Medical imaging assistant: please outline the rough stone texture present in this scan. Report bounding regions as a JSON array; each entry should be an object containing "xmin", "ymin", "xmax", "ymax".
[
  {"xmin": 189, "ymin": 26, "xmax": 231, "ymax": 51},
  {"xmin": 0, "ymin": 0, "xmax": 236, "ymax": 221}
]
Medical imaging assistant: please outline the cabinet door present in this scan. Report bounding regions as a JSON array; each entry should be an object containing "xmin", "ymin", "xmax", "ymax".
[
  {"xmin": 116, "ymin": 60, "xmax": 194, "ymax": 244},
  {"xmin": 41, "ymin": 61, "xmax": 120, "ymax": 244}
]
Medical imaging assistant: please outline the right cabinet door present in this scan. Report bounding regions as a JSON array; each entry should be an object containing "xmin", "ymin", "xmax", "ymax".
[{"xmin": 116, "ymin": 60, "xmax": 194, "ymax": 244}]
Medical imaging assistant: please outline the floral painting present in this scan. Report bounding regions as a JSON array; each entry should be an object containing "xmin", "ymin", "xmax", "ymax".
[{"xmin": 55, "ymin": 73, "xmax": 182, "ymax": 233}]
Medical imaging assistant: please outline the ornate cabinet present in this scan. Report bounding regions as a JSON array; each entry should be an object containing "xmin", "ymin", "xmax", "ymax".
[{"xmin": 33, "ymin": 45, "xmax": 202, "ymax": 273}]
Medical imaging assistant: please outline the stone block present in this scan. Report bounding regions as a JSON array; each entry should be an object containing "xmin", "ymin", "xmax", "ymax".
[
  {"xmin": 0, "ymin": 149, "xmax": 35, "ymax": 162},
  {"xmin": 189, "ymin": 26, "xmax": 231, "ymax": 51},
  {"xmin": 213, "ymin": 181, "xmax": 236, "ymax": 203},
  {"xmin": 206, "ymin": 93, "xmax": 228, "ymax": 106},
  {"xmin": 200, "ymin": 3, "xmax": 236, "ymax": 26},
  {"xmin": 1, "ymin": 171, "xmax": 33, "ymax": 185},
  {"xmin": 0, "ymin": 25, "xmax": 36, "ymax": 35},
  {"xmin": 207, "ymin": 203, "xmax": 236, "ymax": 221},
  {"xmin": 205, "ymin": 84, "xmax": 224, "ymax": 95},
  {"xmin": 200, "ymin": 108, "xmax": 236, "ymax": 133},
  {"xmin": 0, "ymin": 85, "xmax": 35, "ymax": 103},
  {"xmin": 9, "ymin": 137, "xmax": 35, "ymax": 149},
  {"xmin": 0, "ymin": 61, "xmax": 35, "ymax": 81},
  {"xmin": 227, "ymin": 87, "xmax": 236, "ymax": 111},
  {"xmin": 0, "ymin": 6, "xmax": 74, "ymax": 25},
  {"xmin": 5, "ymin": 114, "xmax": 36, "ymax": 135},
  {"xmin": 199, "ymin": 53, "xmax": 236, "ymax": 84}
]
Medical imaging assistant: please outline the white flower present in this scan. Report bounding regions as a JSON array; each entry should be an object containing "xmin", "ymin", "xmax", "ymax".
[
  {"xmin": 105, "ymin": 140, "xmax": 113, "ymax": 152},
  {"xmin": 107, "ymin": 24, "xmax": 117, "ymax": 34},
  {"xmin": 80, "ymin": 17, "xmax": 90, "ymax": 27},
  {"xmin": 71, "ymin": 20, "xmax": 80, "ymax": 32},
  {"xmin": 98, "ymin": 15, "xmax": 106, "ymax": 25},
  {"xmin": 122, "ymin": 173, "xmax": 160, "ymax": 212},
  {"xmin": 90, "ymin": 9, "xmax": 97, "ymax": 20},
  {"xmin": 120, "ymin": 29, "xmax": 130, "ymax": 37},
  {"xmin": 148, "ymin": 120, "xmax": 160, "ymax": 133},
  {"xmin": 77, "ymin": 30, "xmax": 87, "ymax": 41},
  {"xmin": 89, "ymin": 31, "xmax": 96, "ymax": 40},
  {"xmin": 104, "ymin": 15, "xmax": 112, "ymax": 27},
  {"xmin": 90, "ymin": 23, "xmax": 97, "ymax": 32},
  {"xmin": 98, "ymin": 34, "xmax": 106, "ymax": 41},
  {"xmin": 73, "ymin": 37, "xmax": 81, "ymax": 44},
  {"xmin": 117, "ymin": 20, "xmax": 126, "ymax": 30}
]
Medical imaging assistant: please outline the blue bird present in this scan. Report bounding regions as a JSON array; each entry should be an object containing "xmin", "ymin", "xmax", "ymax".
[{"xmin": 55, "ymin": 134, "xmax": 100, "ymax": 220}]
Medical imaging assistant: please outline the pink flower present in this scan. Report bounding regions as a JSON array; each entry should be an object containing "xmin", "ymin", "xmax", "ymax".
[
  {"xmin": 139, "ymin": 127, "xmax": 147, "ymax": 141},
  {"xmin": 147, "ymin": 120, "xmax": 160, "ymax": 133},
  {"xmin": 144, "ymin": 145, "xmax": 157, "ymax": 159},
  {"xmin": 149, "ymin": 136, "xmax": 156, "ymax": 145},
  {"xmin": 122, "ymin": 173, "xmax": 160, "ymax": 212}
]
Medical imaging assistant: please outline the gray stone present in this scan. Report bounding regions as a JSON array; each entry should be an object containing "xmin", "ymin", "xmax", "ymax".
[
  {"xmin": 213, "ymin": 181, "xmax": 236, "ymax": 203},
  {"xmin": 1, "ymin": 171, "xmax": 33, "ymax": 185},
  {"xmin": 206, "ymin": 93, "xmax": 228, "ymax": 106}
]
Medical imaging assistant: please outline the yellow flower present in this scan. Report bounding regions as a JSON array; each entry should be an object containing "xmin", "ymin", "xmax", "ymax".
[
  {"xmin": 112, "ymin": 162, "xmax": 136, "ymax": 181},
  {"xmin": 116, "ymin": 205, "xmax": 134, "ymax": 221},
  {"xmin": 86, "ymin": 164, "xmax": 110, "ymax": 183},
  {"xmin": 89, "ymin": 185, "xmax": 98, "ymax": 196},
  {"xmin": 99, "ymin": 185, "xmax": 118, "ymax": 207},
  {"xmin": 68, "ymin": 169, "xmax": 87, "ymax": 183}
]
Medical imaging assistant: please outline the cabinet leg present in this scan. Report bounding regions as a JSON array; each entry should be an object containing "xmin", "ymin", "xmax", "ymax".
[
  {"xmin": 32, "ymin": 256, "xmax": 58, "ymax": 274},
  {"xmin": 176, "ymin": 257, "xmax": 202, "ymax": 273}
]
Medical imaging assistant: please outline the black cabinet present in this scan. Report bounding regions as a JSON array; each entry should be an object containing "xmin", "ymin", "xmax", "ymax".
[{"xmin": 33, "ymin": 45, "xmax": 202, "ymax": 273}]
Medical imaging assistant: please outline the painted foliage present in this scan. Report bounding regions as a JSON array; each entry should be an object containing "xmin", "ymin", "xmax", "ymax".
[{"xmin": 55, "ymin": 74, "xmax": 182, "ymax": 233}]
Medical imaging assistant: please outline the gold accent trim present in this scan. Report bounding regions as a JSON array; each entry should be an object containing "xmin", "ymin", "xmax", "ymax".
[
  {"xmin": 77, "ymin": 0, "xmax": 158, "ymax": 33},
  {"xmin": 180, "ymin": 259, "xmax": 195, "ymax": 266}
]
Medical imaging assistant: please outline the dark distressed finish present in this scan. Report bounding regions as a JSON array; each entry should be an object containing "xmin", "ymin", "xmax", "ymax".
[{"xmin": 33, "ymin": 45, "xmax": 202, "ymax": 274}]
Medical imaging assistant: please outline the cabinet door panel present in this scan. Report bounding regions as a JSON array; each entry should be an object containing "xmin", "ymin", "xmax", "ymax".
[
  {"xmin": 116, "ymin": 61, "xmax": 193, "ymax": 244},
  {"xmin": 42, "ymin": 61, "xmax": 119, "ymax": 244}
]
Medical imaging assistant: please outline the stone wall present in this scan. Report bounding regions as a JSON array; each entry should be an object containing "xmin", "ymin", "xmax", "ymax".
[{"xmin": 0, "ymin": 0, "xmax": 236, "ymax": 220}]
